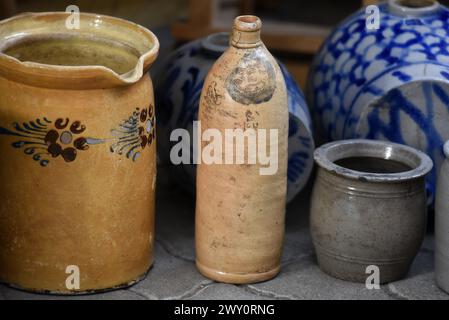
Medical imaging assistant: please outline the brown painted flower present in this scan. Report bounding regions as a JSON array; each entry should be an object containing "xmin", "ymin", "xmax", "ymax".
[
  {"xmin": 44, "ymin": 118, "xmax": 88, "ymax": 162},
  {"xmin": 138, "ymin": 104, "xmax": 156, "ymax": 149}
]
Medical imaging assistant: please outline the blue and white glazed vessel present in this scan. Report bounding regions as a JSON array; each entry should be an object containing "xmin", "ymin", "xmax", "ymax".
[
  {"xmin": 308, "ymin": 0, "xmax": 449, "ymax": 202},
  {"xmin": 155, "ymin": 33, "xmax": 314, "ymax": 202}
]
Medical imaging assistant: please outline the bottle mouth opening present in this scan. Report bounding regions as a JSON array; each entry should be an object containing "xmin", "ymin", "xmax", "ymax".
[
  {"xmin": 231, "ymin": 15, "xmax": 262, "ymax": 49},
  {"xmin": 233, "ymin": 15, "xmax": 262, "ymax": 32},
  {"xmin": 388, "ymin": 0, "xmax": 440, "ymax": 16},
  {"xmin": 238, "ymin": 16, "xmax": 258, "ymax": 24}
]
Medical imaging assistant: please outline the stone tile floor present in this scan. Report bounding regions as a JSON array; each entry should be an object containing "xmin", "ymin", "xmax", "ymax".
[{"xmin": 1, "ymin": 169, "xmax": 448, "ymax": 300}]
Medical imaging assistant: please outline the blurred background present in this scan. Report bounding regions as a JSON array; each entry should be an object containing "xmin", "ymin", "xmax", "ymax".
[
  {"xmin": 0, "ymin": 0, "xmax": 375, "ymax": 89},
  {"xmin": 1, "ymin": 0, "xmax": 449, "ymax": 89}
]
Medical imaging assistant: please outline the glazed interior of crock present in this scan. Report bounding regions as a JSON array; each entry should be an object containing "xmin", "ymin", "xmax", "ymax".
[
  {"xmin": 317, "ymin": 140, "xmax": 434, "ymax": 182},
  {"xmin": 327, "ymin": 142, "xmax": 421, "ymax": 173},
  {"xmin": 3, "ymin": 34, "xmax": 140, "ymax": 75},
  {"xmin": 0, "ymin": 12, "xmax": 158, "ymax": 87},
  {"xmin": 334, "ymin": 156, "xmax": 413, "ymax": 174}
]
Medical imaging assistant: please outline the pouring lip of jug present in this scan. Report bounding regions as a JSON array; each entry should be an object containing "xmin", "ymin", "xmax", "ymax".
[{"xmin": 0, "ymin": 11, "xmax": 159, "ymax": 89}]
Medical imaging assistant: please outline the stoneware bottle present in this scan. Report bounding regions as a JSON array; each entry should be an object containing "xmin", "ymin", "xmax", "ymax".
[
  {"xmin": 311, "ymin": 139, "xmax": 432, "ymax": 283},
  {"xmin": 154, "ymin": 32, "xmax": 314, "ymax": 202},
  {"xmin": 195, "ymin": 16, "xmax": 288, "ymax": 284},
  {"xmin": 0, "ymin": 12, "xmax": 159, "ymax": 293},
  {"xmin": 436, "ymin": 140, "xmax": 449, "ymax": 293},
  {"xmin": 307, "ymin": 0, "xmax": 449, "ymax": 203}
]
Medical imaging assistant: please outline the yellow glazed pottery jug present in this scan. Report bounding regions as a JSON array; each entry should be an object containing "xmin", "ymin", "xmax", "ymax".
[{"xmin": 0, "ymin": 12, "xmax": 159, "ymax": 293}]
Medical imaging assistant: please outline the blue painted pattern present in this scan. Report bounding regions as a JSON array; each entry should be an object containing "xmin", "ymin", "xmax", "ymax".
[{"xmin": 308, "ymin": 2, "xmax": 449, "ymax": 203}]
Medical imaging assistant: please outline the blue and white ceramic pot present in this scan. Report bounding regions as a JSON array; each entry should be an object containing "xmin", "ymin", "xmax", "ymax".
[
  {"xmin": 155, "ymin": 33, "xmax": 314, "ymax": 202},
  {"xmin": 308, "ymin": 0, "xmax": 449, "ymax": 202}
]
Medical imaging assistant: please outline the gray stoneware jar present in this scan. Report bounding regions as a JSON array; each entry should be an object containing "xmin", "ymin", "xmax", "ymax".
[
  {"xmin": 436, "ymin": 140, "xmax": 449, "ymax": 294},
  {"xmin": 311, "ymin": 139, "xmax": 433, "ymax": 284}
]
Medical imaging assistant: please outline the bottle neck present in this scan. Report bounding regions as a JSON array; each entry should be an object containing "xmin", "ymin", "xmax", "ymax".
[{"xmin": 230, "ymin": 15, "xmax": 262, "ymax": 49}]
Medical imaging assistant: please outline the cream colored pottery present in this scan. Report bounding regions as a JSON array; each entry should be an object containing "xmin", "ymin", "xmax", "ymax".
[
  {"xmin": 436, "ymin": 140, "xmax": 449, "ymax": 294},
  {"xmin": 0, "ymin": 12, "xmax": 159, "ymax": 293},
  {"xmin": 195, "ymin": 16, "xmax": 288, "ymax": 284},
  {"xmin": 311, "ymin": 139, "xmax": 432, "ymax": 284}
]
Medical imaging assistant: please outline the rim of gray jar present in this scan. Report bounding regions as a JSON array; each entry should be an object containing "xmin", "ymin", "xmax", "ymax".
[
  {"xmin": 314, "ymin": 139, "xmax": 433, "ymax": 183},
  {"xmin": 201, "ymin": 32, "xmax": 229, "ymax": 54},
  {"xmin": 444, "ymin": 140, "xmax": 449, "ymax": 158},
  {"xmin": 387, "ymin": 0, "xmax": 440, "ymax": 17}
]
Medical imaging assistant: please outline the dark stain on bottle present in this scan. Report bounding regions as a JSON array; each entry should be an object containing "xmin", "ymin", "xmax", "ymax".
[{"xmin": 225, "ymin": 50, "xmax": 276, "ymax": 105}]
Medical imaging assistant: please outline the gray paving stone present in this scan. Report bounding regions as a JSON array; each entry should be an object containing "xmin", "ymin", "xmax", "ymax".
[
  {"xmin": 0, "ymin": 284, "xmax": 145, "ymax": 300},
  {"xmin": 131, "ymin": 242, "xmax": 212, "ymax": 300},
  {"xmin": 388, "ymin": 250, "xmax": 449, "ymax": 300},
  {"xmin": 422, "ymin": 233, "xmax": 435, "ymax": 252},
  {"xmin": 247, "ymin": 255, "xmax": 393, "ymax": 300},
  {"xmin": 0, "ymin": 242, "xmax": 207, "ymax": 300},
  {"xmin": 282, "ymin": 189, "xmax": 314, "ymax": 263},
  {"xmin": 156, "ymin": 182, "xmax": 196, "ymax": 262},
  {"xmin": 188, "ymin": 283, "xmax": 271, "ymax": 300}
]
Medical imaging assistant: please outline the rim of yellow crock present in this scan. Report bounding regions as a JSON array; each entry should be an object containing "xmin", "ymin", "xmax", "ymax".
[{"xmin": 0, "ymin": 12, "xmax": 159, "ymax": 89}]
